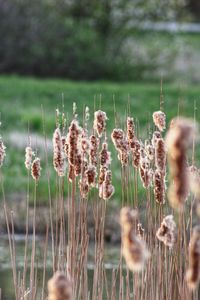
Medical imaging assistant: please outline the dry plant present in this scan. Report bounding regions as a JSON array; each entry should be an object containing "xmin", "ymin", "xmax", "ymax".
[{"xmin": 2, "ymin": 100, "xmax": 200, "ymax": 300}]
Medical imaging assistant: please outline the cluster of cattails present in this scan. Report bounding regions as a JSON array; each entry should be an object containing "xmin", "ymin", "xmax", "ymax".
[
  {"xmin": 53, "ymin": 128, "xmax": 66, "ymax": 177},
  {"xmin": 93, "ymin": 110, "xmax": 107, "ymax": 138},
  {"xmin": 25, "ymin": 145, "xmax": 41, "ymax": 181},
  {"xmin": 153, "ymin": 111, "xmax": 166, "ymax": 132},
  {"xmin": 48, "ymin": 271, "xmax": 73, "ymax": 300},
  {"xmin": 166, "ymin": 118, "xmax": 196, "ymax": 211},
  {"xmin": 111, "ymin": 128, "xmax": 129, "ymax": 166},
  {"xmin": 186, "ymin": 226, "xmax": 200, "ymax": 290},
  {"xmin": 120, "ymin": 207, "xmax": 150, "ymax": 272},
  {"xmin": 126, "ymin": 117, "xmax": 141, "ymax": 168},
  {"xmin": 0, "ymin": 136, "xmax": 6, "ymax": 167},
  {"xmin": 156, "ymin": 215, "xmax": 176, "ymax": 248}
]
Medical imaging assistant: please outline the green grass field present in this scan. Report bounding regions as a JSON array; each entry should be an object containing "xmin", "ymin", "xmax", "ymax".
[{"xmin": 0, "ymin": 75, "xmax": 200, "ymax": 203}]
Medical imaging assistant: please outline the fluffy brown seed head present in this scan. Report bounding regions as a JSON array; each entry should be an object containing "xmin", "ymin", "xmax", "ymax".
[
  {"xmin": 98, "ymin": 166, "xmax": 108, "ymax": 185},
  {"xmin": 25, "ymin": 146, "xmax": 34, "ymax": 170},
  {"xmin": 0, "ymin": 137, "xmax": 6, "ymax": 167},
  {"xmin": 152, "ymin": 131, "xmax": 162, "ymax": 148},
  {"xmin": 53, "ymin": 128, "xmax": 66, "ymax": 177},
  {"xmin": 153, "ymin": 111, "xmax": 166, "ymax": 132},
  {"xmin": 188, "ymin": 165, "xmax": 200, "ymax": 199},
  {"xmin": 186, "ymin": 226, "xmax": 200, "ymax": 290},
  {"xmin": 156, "ymin": 215, "xmax": 176, "ymax": 248},
  {"xmin": 166, "ymin": 118, "xmax": 196, "ymax": 211},
  {"xmin": 111, "ymin": 129, "xmax": 129, "ymax": 166},
  {"xmin": 145, "ymin": 141, "xmax": 154, "ymax": 161},
  {"xmin": 99, "ymin": 142, "xmax": 111, "ymax": 167},
  {"xmin": 93, "ymin": 110, "xmax": 107, "ymax": 137},
  {"xmin": 127, "ymin": 117, "xmax": 135, "ymax": 144},
  {"xmin": 153, "ymin": 169, "xmax": 165, "ymax": 204},
  {"xmin": 102, "ymin": 170, "xmax": 115, "ymax": 200},
  {"xmin": 131, "ymin": 140, "xmax": 141, "ymax": 168},
  {"xmin": 48, "ymin": 271, "xmax": 73, "ymax": 300},
  {"xmin": 155, "ymin": 138, "xmax": 166, "ymax": 175},
  {"xmin": 86, "ymin": 165, "xmax": 97, "ymax": 187},
  {"xmin": 139, "ymin": 165, "xmax": 153, "ymax": 189},
  {"xmin": 120, "ymin": 207, "xmax": 150, "ymax": 272},
  {"xmin": 89, "ymin": 135, "xmax": 99, "ymax": 166},
  {"xmin": 31, "ymin": 157, "xmax": 41, "ymax": 181}
]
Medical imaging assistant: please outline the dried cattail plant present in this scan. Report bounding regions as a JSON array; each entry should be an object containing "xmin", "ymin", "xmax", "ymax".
[
  {"xmin": 53, "ymin": 128, "xmax": 66, "ymax": 177},
  {"xmin": 153, "ymin": 169, "xmax": 165, "ymax": 204},
  {"xmin": 31, "ymin": 157, "xmax": 41, "ymax": 181},
  {"xmin": 166, "ymin": 118, "xmax": 197, "ymax": 211},
  {"xmin": 186, "ymin": 226, "xmax": 200, "ymax": 290},
  {"xmin": 67, "ymin": 119, "xmax": 83, "ymax": 176},
  {"xmin": 25, "ymin": 146, "xmax": 34, "ymax": 170},
  {"xmin": 131, "ymin": 139, "xmax": 141, "ymax": 168},
  {"xmin": 101, "ymin": 170, "xmax": 115, "ymax": 200},
  {"xmin": 188, "ymin": 165, "xmax": 200, "ymax": 199},
  {"xmin": 152, "ymin": 131, "xmax": 162, "ymax": 148},
  {"xmin": 99, "ymin": 142, "xmax": 111, "ymax": 167},
  {"xmin": 156, "ymin": 215, "xmax": 176, "ymax": 248},
  {"xmin": 145, "ymin": 141, "xmax": 154, "ymax": 161},
  {"xmin": 0, "ymin": 137, "xmax": 6, "ymax": 167},
  {"xmin": 89, "ymin": 135, "xmax": 99, "ymax": 167},
  {"xmin": 155, "ymin": 138, "xmax": 166, "ymax": 175},
  {"xmin": 153, "ymin": 111, "xmax": 166, "ymax": 132},
  {"xmin": 48, "ymin": 271, "xmax": 73, "ymax": 300},
  {"xmin": 139, "ymin": 147, "xmax": 153, "ymax": 189},
  {"xmin": 120, "ymin": 207, "xmax": 150, "ymax": 272},
  {"xmin": 93, "ymin": 110, "xmax": 107, "ymax": 137},
  {"xmin": 85, "ymin": 165, "xmax": 97, "ymax": 187},
  {"xmin": 127, "ymin": 117, "xmax": 135, "ymax": 145},
  {"xmin": 111, "ymin": 128, "xmax": 129, "ymax": 166}
]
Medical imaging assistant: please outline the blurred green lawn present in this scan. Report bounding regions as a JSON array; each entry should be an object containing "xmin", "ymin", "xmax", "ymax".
[{"xmin": 0, "ymin": 75, "xmax": 200, "ymax": 204}]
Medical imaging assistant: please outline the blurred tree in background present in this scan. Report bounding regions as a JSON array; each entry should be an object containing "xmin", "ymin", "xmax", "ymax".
[{"xmin": 0, "ymin": 0, "xmax": 195, "ymax": 81}]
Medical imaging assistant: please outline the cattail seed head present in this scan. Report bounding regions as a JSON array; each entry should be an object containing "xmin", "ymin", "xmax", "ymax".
[
  {"xmin": 127, "ymin": 117, "xmax": 135, "ymax": 145},
  {"xmin": 93, "ymin": 110, "xmax": 107, "ymax": 137},
  {"xmin": 153, "ymin": 111, "xmax": 166, "ymax": 132},
  {"xmin": 156, "ymin": 215, "xmax": 176, "ymax": 248},
  {"xmin": 53, "ymin": 128, "xmax": 66, "ymax": 177},
  {"xmin": 98, "ymin": 166, "xmax": 108, "ymax": 186},
  {"xmin": 145, "ymin": 141, "xmax": 154, "ymax": 161},
  {"xmin": 166, "ymin": 118, "xmax": 196, "ymax": 211},
  {"xmin": 155, "ymin": 138, "xmax": 166, "ymax": 175},
  {"xmin": 152, "ymin": 131, "xmax": 162, "ymax": 148},
  {"xmin": 25, "ymin": 146, "xmax": 34, "ymax": 170},
  {"xmin": 120, "ymin": 207, "xmax": 150, "ymax": 272},
  {"xmin": 86, "ymin": 165, "xmax": 97, "ymax": 187},
  {"xmin": 48, "ymin": 271, "xmax": 73, "ymax": 300},
  {"xmin": 188, "ymin": 165, "xmax": 200, "ymax": 199},
  {"xmin": 131, "ymin": 140, "xmax": 141, "ymax": 168},
  {"xmin": 186, "ymin": 226, "xmax": 200, "ymax": 290},
  {"xmin": 99, "ymin": 142, "xmax": 111, "ymax": 167},
  {"xmin": 153, "ymin": 169, "xmax": 165, "ymax": 204},
  {"xmin": 111, "ymin": 129, "xmax": 129, "ymax": 166},
  {"xmin": 89, "ymin": 135, "xmax": 99, "ymax": 167},
  {"xmin": 0, "ymin": 137, "xmax": 6, "ymax": 167},
  {"xmin": 102, "ymin": 170, "xmax": 115, "ymax": 200},
  {"xmin": 31, "ymin": 157, "xmax": 41, "ymax": 181}
]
